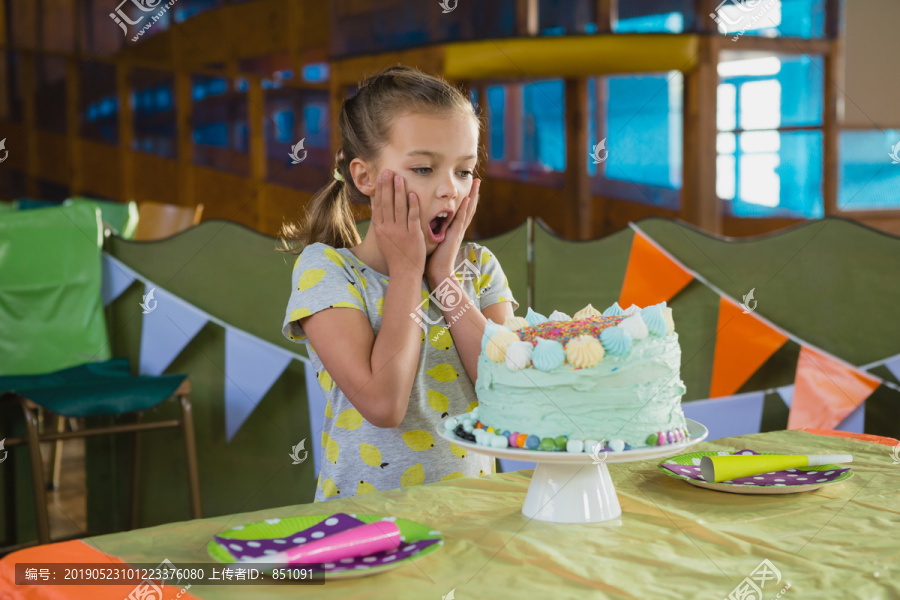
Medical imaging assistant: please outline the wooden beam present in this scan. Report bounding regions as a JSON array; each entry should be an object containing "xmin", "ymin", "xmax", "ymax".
[
  {"xmin": 21, "ymin": 52, "xmax": 39, "ymax": 197},
  {"xmin": 247, "ymin": 75, "xmax": 266, "ymax": 195},
  {"xmin": 681, "ymin": 35, "xmax": 721, "ymax": 234},
  {"xmin": 565, "ymin": 77, "xmax": 591, "ymax": 240},
  {"xmin": 516, "ymin": 0, "xmax": 539, "ymax": 36},
  {"xmin": 823, "ymin": 1, "xmax": 844, "ymax": 216},
  {"xmin": 595, "ymin": 0, "xmax": 616, "ymax": 34},
  {"xmin": 172, "ymin": 32, "xmax": 194, "ymax": 207},
  {"xmin": 117, "ymin": 62, "xmax": 135, "ymax": 201},
  {"xmin": 66, "ymin": 57, "xmax": 82, "ymax": 195}
]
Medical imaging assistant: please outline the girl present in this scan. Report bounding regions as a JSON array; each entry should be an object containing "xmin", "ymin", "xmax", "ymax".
[{"xmin": 280, "ymin": 65, "xmax": 518, "ymax": 503}]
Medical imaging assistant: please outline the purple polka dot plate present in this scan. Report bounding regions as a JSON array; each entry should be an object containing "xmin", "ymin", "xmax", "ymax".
[
  {"xmin": 208, "ymin": 513, "xmax": 443, "ymax": 579},
  {"xmin": 658, "ymin": 449, "xmax": 853, "ymax": 495}
]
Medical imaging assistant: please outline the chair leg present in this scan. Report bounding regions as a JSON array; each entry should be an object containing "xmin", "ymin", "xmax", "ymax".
[
  {"xmin": 129, "ymin": 412, "xmax": 144, "ymax": 530},
  {"xmin": 17, "ymin": 397, "xmax": 51, "ymax": 544},
  {"xmin": 179, "ymin": 395, "xmax": 202, "ymax": 519},
  {"xmin": 48, "ymin": 414, "xmax": 66, "ymax": 491}
]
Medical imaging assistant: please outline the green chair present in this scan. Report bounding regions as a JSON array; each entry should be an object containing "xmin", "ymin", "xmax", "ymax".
[{"xmin": 0, "ymin": 203, "xmax": 201, "ymax": 551}]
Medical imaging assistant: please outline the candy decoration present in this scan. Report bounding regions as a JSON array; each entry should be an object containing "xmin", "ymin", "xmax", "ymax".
[
  {"xmin": 662, "ymin": 307, "xmax": 676, "ymax": 334},
  {"xmin": 503, "ymin": 316, "xmax": 530, "ymax": 331},
  {"xmin": 517, "ymin": 433, "xmax": 528, "ymax": 448},
  {"xmin": 525, "ymin": 307, "xmax": 549, "ymax": 327},
  {"xmin": 646, "ymin": 433, "xmax": 658, "ymax": 446},
  {"xmin": 600, "ymin": 326, "xmax": 633, "ymax": 356},
  {"xmin": 505, "ymin": 341, "xmax": 534, "ymax": 371},
  {"xmin": 444, "ymin": 417, "xmax": 458, "ymax": 431},
  {"xmin": 486, "ymin": 329, "xmax": 520, "ymax": 363},
  {"xmin": 584, "ymin": 439, "xmax": 601, "ymax": 453},
  {"xmin": 657, "ymin": 431, "xmax": 666, "ymax": 446},
  {"xmin": 554, "ymin": 435, "xmax": 568, "ymax": 450},
  {"xmin": 566, "ymin": 439, "xmax": 584, "ymax": 453},
  {"xmin": 573, "ymin": 304, "xmax": 603, "ymax": 320},
  {"xmin": 624, "ymin": 443, "xmax": 633, "ymax": 451},
  {"xmin": 602, "ymin": 302, "xmax": 625, "ymax": 317},
  {"xmin": 564, "ymin": 334, "xmax": 605, "ymax": 369},
  {"xmin": 624, "ymin": 304, "xmax": 641, "ymax": 316},
  {"xmin": 481, "ymin": 319, "xmax": 507, "ymax": 351},
  {"xmin": 548, "ymin": 310, "xmax": 572, "ymax": 322},
  {"xmin": 619, "ymin": 314, "xmax": 649, "ymax": 340},
  {"xmin": 532, "ymin": 338, "xmax": 566, "ymax": 371},
  {"xmin": 641, "ymin": 305, "xmax": 668, "ymax": 337},
  {"xmin": 509, "ymin": 432, "xmax": 520, "ymax": 447},
  {"xmin": 666, "ymin": 430, "xmax": 675, "ymax": 444},
  {"xmin": 539, "ymin": 437, "xmax": 556, "ymax": 451},
  {"xmin": 525, "ymin": 435, "xmax": 540, "ymax": 450},
  {"xmin": 609, "ymin": 438, "xmax": 625, "ymax": 452}
]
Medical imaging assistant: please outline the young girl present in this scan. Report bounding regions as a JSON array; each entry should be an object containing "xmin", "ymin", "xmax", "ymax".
[{"xmin": 280, "ymin": 65, "xmax": 519, "ymax": 503}]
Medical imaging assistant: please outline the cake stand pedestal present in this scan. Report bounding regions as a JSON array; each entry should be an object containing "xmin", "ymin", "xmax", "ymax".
[{"xmin": 437, "ymin": 418, "xmax": 708, "ymax": 524}]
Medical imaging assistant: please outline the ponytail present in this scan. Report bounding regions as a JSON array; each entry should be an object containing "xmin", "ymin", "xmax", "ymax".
[{"xmin": 278, "ymin": 150, "xmax": 362, "ymax": 254}]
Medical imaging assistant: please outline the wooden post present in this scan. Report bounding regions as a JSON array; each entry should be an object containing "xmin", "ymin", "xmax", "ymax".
[
  {"xmin": 565, "ymin": 77, "xmax": 591, "ymax": 240},
  {"xmin": 21, "ymin": 52, "xmax": 39, "ymax": 197},
  {"xmin": 515, "ymin": 0, "xmax": 539, "ymax": 36},
  {"xmin": 595, "ymin": 0, "xmax": 616, "ymax": 33},
  {"xmin": 66, "ymin": 58, "xmax": 82, "ymax": 195},
  {"xmin": 117, "ymin": 62, "xmax": 136, "ymax": 202},
  {"xmin": 681, "ymin": 35, "xmax": 721, "ymax": 234},
  {"xmin": 172, "ymin": 32, "xmax": 194, "ymax": 206},
  {"xmin": 822, "ymin": 0, "xmax": 843, "ymax": 216},
  {"xmin": 247, "ymin": 75, "xmax": 266, "ymax": 194}
]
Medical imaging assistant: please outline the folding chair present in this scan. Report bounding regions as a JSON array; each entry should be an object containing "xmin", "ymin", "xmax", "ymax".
[{"xmin": 0, "ymin": 202, "xmax": 202, "ymax": 551}]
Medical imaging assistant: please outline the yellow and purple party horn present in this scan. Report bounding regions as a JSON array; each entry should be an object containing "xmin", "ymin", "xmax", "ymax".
[{"xmin": 700, "ymin": 454, "xmax": 852, "ymax": 483}]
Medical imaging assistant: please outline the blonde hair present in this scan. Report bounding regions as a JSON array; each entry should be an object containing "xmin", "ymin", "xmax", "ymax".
[{"xmin": 279, "ymin": 65, "xmax": 484, "ymax": 254}]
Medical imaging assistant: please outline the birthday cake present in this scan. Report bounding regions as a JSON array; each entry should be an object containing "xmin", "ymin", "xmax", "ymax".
[{"xmin": 448, "ymin": 302, "xmax": 688, "ymax": 452}]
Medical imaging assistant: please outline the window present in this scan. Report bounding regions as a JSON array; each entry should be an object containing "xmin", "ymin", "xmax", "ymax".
[
  {"xmin": 716, "ymin": 53, "xmax": 824, "ymax": 217},
  {"xmin": 838, "ymin": 130, "xmax": 900, "ymax": 211}
]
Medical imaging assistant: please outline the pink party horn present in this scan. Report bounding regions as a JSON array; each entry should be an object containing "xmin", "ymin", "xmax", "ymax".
[{"xmin": 241, "ymin": 521, "xmax": 402, "ymax": 565}]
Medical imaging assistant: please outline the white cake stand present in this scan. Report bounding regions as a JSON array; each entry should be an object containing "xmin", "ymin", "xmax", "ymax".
[{"xmin": 436, "ymin": 418, "xmax": 708, "ymax": 524}]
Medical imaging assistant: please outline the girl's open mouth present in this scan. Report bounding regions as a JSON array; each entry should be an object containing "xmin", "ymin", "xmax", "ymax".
[{"xmin": 428, "ymin": 211, "xmax": 452, "ymax": 243}]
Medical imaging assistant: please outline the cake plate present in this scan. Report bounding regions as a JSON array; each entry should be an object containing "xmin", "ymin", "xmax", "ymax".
[{"xmin": 436, "ymin": 417, "xmax": 708, "ymax": 524}]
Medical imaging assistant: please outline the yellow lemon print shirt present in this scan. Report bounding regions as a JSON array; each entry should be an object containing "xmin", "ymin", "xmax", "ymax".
[{"xmin": 282, "ymin": 242, "xmax": 518, "ymax": 502}]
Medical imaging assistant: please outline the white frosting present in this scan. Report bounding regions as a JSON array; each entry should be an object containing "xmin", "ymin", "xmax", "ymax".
[{"xmin": 505, "ymin": 341, "xmax": 534, "ymax": 371}]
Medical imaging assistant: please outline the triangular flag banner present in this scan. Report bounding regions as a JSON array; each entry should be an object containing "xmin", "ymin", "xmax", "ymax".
[
  {"xmin": 787, "ymin": 346, "xmax": 880, "ymax": 430},
  {"xmin": 835, "ymin": 402, "xmax": 865, "ymax": 434},
  {"xmin": 884, "ymin": 354, "xmax": 900, "ymax": 382},
  {"xmin": 304, "ymin": 361, "xmax": 328, "ymax": 477},
  {"xmin": 225, "ymin": 328, "xmax": 293, "ymax": 442},
  {"xmin": 709, "ymin": 297, "xmax": 789, "ymax": 398},
  {"xmin": 776, "ymin": 384, "xmax": 794, "ymax": 409},
  {"xmin": 101, "ymin": 253, "xmax": 137, "ymax": 307},
  {"xmin": 139, "ymin": 286, "xmax": 209, "ymax": 376},
  {"xmin": 682, "ymin": 391, "xmax": 765, "ymax": 441},
  {"xmin": 619, "ymin": 230, "xmax": 694, "ymax": 308}
]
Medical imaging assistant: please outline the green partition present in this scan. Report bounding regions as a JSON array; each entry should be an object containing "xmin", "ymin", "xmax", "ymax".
[{"xmin": 66, "ymin": 197, "xmax": 139, "ymax": 239}]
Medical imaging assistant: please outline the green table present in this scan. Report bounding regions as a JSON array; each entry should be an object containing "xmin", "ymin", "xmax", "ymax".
[{"xmin": 3, "ymin": 429, "xmax": 898, "ymax": 599}]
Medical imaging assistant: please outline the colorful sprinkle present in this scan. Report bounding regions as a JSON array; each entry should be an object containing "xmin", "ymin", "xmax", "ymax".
[{"xmin": 516, "ymin": 316, "xmax": 625, "ymax": 347}]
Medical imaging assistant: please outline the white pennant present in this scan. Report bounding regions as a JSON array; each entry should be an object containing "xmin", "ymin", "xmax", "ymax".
[
  {"xmin": 139, "ymin": 285, "xmax": 209, "ymax": 376},
  {"xmin": 776, "ymin": 384, "xmax": 794, "ymax": 409},
  {"xmin": 885, "ymin": 354, "xmax": 900, "ymax": 383},
  {"xmin": 225, "ymin": 328, "xmax": 293, "ymax": 442},
  {"xmin": 101, "ymin": 253, "xmax": 137, "ymax": 306},
  {"xmin": 304, "ymin": 362, "xmax": 328, "ymax": 477},
  {"xmin": 682, "ymin": 391, "xmax": 765, "ymax": 441}
]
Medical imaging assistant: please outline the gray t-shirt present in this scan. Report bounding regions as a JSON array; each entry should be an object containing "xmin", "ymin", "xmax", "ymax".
[{"xmin": 282, "ymin": 241, "xmax": 519, "ymax": 502}]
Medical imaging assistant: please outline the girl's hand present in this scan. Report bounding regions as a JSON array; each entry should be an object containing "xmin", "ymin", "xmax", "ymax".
[
  {"xmin": 426, "ymin": 178, "xmax": 480, "ymax": 286},
  {"xmin": 371, "ymin": 170, "xmax": 426, "ymax": 277}
]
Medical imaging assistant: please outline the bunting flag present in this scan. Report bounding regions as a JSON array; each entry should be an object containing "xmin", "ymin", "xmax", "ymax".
[
  {"xmin": 101, "ymin": 253, "xmax": 137, "ymax": 306},
  {"xmin": 787, "ymin": 346, "xmax": 880, "ymax": 430},
  {"xmin": 709, "ymin": 297, "xmax": 789, "ymax": 398},
  {"xmin": 139, "ymin": 286, "xmax": 209, "ymax": 376},
  {"xmin": 682, "ymin": 391, "xmax": 765, "ymax": 441},
  {"xmin": 618, "ymin": 230, "xmax": 694, "ymax": 308},
  {"xmin": 224, "ymin": 328, "xmax": 293, "ymax": 442},
  {"xmin": 304, "ymin": 361, "xmax": 328, "ymax": 476},
  {"xmin": 776, "ymin": 385, "xmax": 794, "ymax": 408},
  {"xmin": 835, "ymin": 402, "xmax": 865, "ymax": 434},
  {"xmin": 885, "ymin": 354, "xmax": 900, "ymax": 382}
]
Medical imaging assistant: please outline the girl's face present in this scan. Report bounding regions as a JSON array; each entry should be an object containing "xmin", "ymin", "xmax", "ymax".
[{"xmin": 376, "ymin": 112, "xmax": 479, "ymax": 254}]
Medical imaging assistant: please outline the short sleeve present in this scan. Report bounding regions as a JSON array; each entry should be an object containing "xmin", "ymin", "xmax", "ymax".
[
  {"xmin": 282, "ymin": 243, "xmax": 367, "ymax": 343},
  {"xmin": 465, "ymin": 243, "xmax": 519, "ymax": 313}
]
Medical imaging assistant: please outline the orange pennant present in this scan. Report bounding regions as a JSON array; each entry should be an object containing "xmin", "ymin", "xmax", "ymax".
[
  {"xmin": 618, "ymin": 230, "xmax": 693, "ymax": 308},
  {"xmin": 787, "ymin": 346, "xmax": 880, "ymax": 430},
  {"xmin": 0, "ymin": 539, "xmax": 202, "ymax": 600},
  {"xmin": 709, "ymin": 297, "xmax": 788, "ymax": 398}
]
